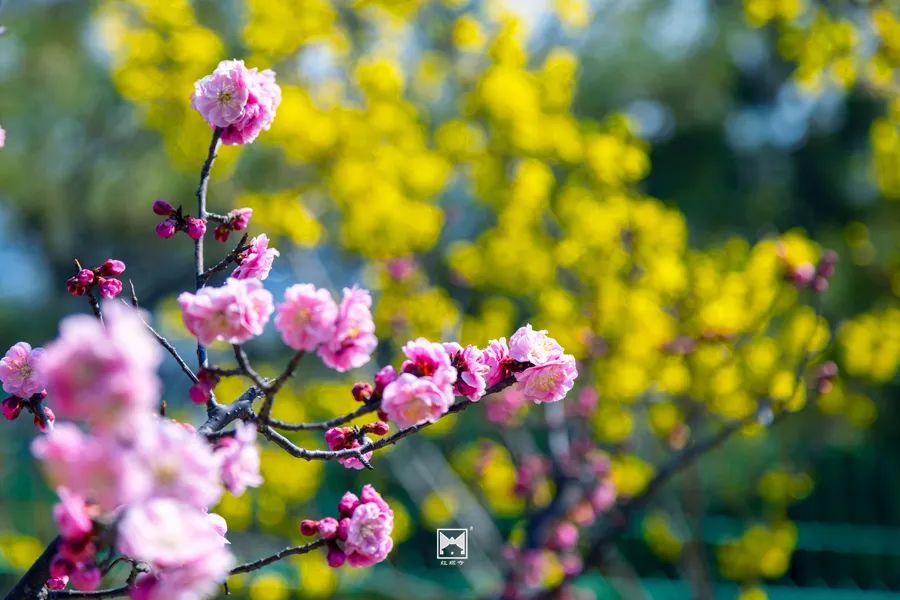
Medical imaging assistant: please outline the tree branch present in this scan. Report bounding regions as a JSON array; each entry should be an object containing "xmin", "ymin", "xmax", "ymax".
[
  {"xmin": 229, "ymin": 538, "xmax": 327, "ymax": 575},
  {"xmin": 193, "ymin": 127, "xmax": 222, "ymax": 370}
]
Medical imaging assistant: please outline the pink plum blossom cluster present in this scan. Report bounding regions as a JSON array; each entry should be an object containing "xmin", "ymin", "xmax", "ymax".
[
  {"xmin": 339, "ymin": 325, "xmax": 578, "ymax": 433},
  {"xmin": 191, "ymin": 59, "xmax": 282, "ymax": 145},
  {"xmin": 324, "ymin": 421, "xmax": 390, "ymax": 470},
  {"xmin": 0, "ymin": 342, "xmax": 52, "ymax": 431},
  {"xmin": 213, "ymin": 207, "xmax": 252, "ymax": 243},
  {"xmin": 502, "ymin": 449, "xmax": 616, "ymax": 599},
  {"xmin": 299, "ymin": 484, "xmax": 394, "ymax": 568},
  {"xmin": 65, "ymin": 258, "xmax": 126, "ymax": 299},
  {"xmin": 20, "ymin": 304, "xmax": 261, "ymax": 597},
  {"xmin": 152, "ymin": 199, "xmax": 208, "ymax": 241}
]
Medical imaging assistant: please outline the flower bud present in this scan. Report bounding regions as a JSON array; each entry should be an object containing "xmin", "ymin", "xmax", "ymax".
[
  {"xmin": 188, "ymin": 384, "xmax": 209, "ymax": 405},
  {"xmin": 70, "ymin": 563, "xmax": 101, "ymax": 592},
  {"xmin": 326, "ymin": 543, "xmax": 346, "ymax": 568},
  {"xmin": 65, "ymin": 277, "xmax": 86, "ymax": 297},
  {"xmin": 214, "ymin": 223, "xmax": 230, "ymax": 243},
  {"xmin": 185, "ymin": 217, "xmax": 207, "ymax": 240},
  {"xmin": 318, "ymin": 517, "xmax": 339, "ymax": 539},
  {"xmin": 230, "ymin": 208, "xmax": 252, "ymax": 231},
  {"xmin": 152, "ymin": 199, "xmax": 174, "ymax": 215},
  {"xmin": 46, "ymin": 576, "xmax": 69, "ymax": 591},
  {"xmin": 155, "ymin": 218, "xmax": 177, "ymax": 239},
  {"xmin": 337, "ymin": 517, "xmax": 349, "ymax": 541},
  {"xmin": 299, "ymin": 519, "xmax": 319, "ymax": 536},
  {"xmin": 373, "ymin": 366, "xmax": 397, "ymax": 396},
  {"xmin": 817, "ymin": 249, "xmax": 838, "ymax": 279},
  {"xmin": 2, "ymin": 396, "xmax": 22, "ymax": 421},
  {"xmin": 365, "ymin": 421, "xmax": 390, "ymax": 436},
  {"xmin": 99, "ymin": 259, "xmax": 126, "ymax": 277},
  {"xmin": 338, "ymin": 492, "xmax": 360, "ymax": 518},
  {"xmin": 75, "ymin": 269, "xmax": 94, "ymax": 286},
  {"xmin": 50, "ymin": 556, "xmax": 74, "ymax": 579},
  {"xmin": 35, "ymin": 406, "xmax": 55, "ymax": 432},
  {"xmin": 352, "ymin": 382, "xmax": 373, "ymax": 403},
  {"xmin": 325, "ymin": 427, "xmax": 350, "ymax": 451},
  {"xmin": 97, "ymin": 277, "xmax": 123, "ymax": 300}
]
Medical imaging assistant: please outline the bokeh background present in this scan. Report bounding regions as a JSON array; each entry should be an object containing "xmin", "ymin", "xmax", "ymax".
[{"xmin": 1, "ymin": 0, "xmax": 900, "ymax": 598}]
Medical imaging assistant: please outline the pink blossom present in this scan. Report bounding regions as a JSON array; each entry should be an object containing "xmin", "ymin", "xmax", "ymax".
[
  {"xmin": 318, "ymin": 286, "xmax": 377, "ymax": 372},
  {"xmin": 215, "ymin": 421, "xmax": 262, "ymax": 496},
  {"xmin": 191, "ymin": 60, "xmax": 251, "ymax": 128},
  {"xmin": 0, "ymin": 126, "xmax": 5, "ymax": 148},
  {"xmin": 359, "ymin": 483, "xmax": 391, "ymax": 513},
  {"xmin": 343, "ymin": 491, "xmax": 394, "ymax": 568},
  {"xmin": 0, "ymin": 342, "xmax": 46, "ymax": 398},
  {"xmin": 134, "ymin": 419, "xmax": 223, "ymax": 508},
  {"xmin": 219, "ymin": 67, "xmax": 281, "ymax": 145},
  {"xmin": 127, "ymin": 549, "xmax": 233, "ymax": 600},
  {"xmin": 548, "ymin": 522, "xmax": 578, "ymax": 551},
  {"xmin": 485, "ymin": 387, "xmax": 528, "ymax": 425},
  {"xmin": 117, "ymin": 498, "xmax": 234, "ymax": 572},
  {"xmin": 444, "ymin": 342, "xmax": 487, "ymax": 400},
  {"xmin": 274, "ymin": 284, "xmax": 338, "ymax": 351},
  {"xmin": 232, "ymin": 234, "xmax": 279, "ymax": 281},
  {"xmin": 381, "ymin": 373, "xmax": 452, "ymax": 429},
  {"xmin": 32, "ymin": 424, "xmax": 149, "ymax": 511},
  {"xmin": 70, "ymin": 564, "xmax": 101, "ymax": 592},
  {"xmin": 229, "ymin": 208, "xmax": 252, "ymax": 230},
  {"xmin": 401, "ymin": 338, "xmax": 456, "ymax": 391},
  {"xmin": 373, "ymin": 365, "xmax": 397, "ymax": 396},
  {"xmin": 482, "ymin": 337, "xmax": 511, "ymax": 388},
  {"xmin": 178, "ymin": 278, "xmax": 274, "ymax": 345},
  {"xmin": 318, "ymin": 517, "xmax": 339, "ymax": 539},
  {"xmin": 39, "ymin": 304, "xmax": 161, "ymax": 430},
  {"xmin": 53, "ymin": 488, "xmax": 93, "ymax": 541},
  {"xmin": 514, "ymin": 355, "xmax": 577, "ymax": 403},
  {"xmin": 99, "ymin": 259, "xmax": 126, "ymax": 277},
  {"xmin": 509, "ymin": 324, "xmax": 564, "ymax": 365},
  {"xmin": 324, "ymin": 426, "xmax": 372, "ymax": 470},
  {"xmin": 97, "ymin": 277, "xmax": 123, "ymax": 299},
  {"xmin": 590, "ymin": 481, "xmax": 617, "ymax": 513}
]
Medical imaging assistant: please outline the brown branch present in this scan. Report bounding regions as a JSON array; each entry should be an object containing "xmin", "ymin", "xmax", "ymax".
[{"xmin": 201, "ymin": 233, "xmax": 248, "ymax": 285}]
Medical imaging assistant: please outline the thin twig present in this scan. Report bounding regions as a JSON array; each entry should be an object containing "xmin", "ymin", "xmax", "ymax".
[
  {"xmin": 257, "ymin": 350, "xmax": 305, "ymax": 424},
  {"xmin": 266, "ymin": 403, "xmax": 380, "ymax": 431},
  {"xmin": 48, "ymin": 587, "xmax": 129, "ymax": 599},
  {"xmin": 201, "ymin": 233, "xmax": 249, "ymax": 285},
  {"xmin": 229, "ymin": 538, "xmax": 327, "ymax": 575},
  {"xmin": 233, "ymin": 345, "xmax": 267, "ymax": 389},
  {"xmin": 194, "ymin": 127, "xmax": 223, "ymax": 370}
]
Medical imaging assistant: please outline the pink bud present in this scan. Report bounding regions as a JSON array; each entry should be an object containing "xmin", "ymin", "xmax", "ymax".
[
  {"xmin": 99, "ymin": 259, "xmax": 126, "ymax": 277},
  {"xmin": 549, "ymin": 522, "xmax": 578, "ymax": 550},
  {"xmin": 352, "ymin": 382, "xmax": 373, "ymax": 403},
  {"xmin": 817, "ymin": 249, "xmax": 838, "ymax": 279},
  {"xmin": 75, "ymin": 269, "xmax": 94, "ymax": 286},
  {"xmin": 50, "ymin": 556, "xmax": 73, "ymax": 579},
  {"xmin": 337, "ymin": 518, "xmax": 349, "ymax": 541},
  {"xmin": 299, "ymin": 519, "xmax": 319, "ymax": 536},
  {"xmin": 2, "ymin": 396, "xmax": 22, "ymax": 420},
  {"xmin": 366, "ymin": 421, "xmax": 390, "ymax": 436},
  {"xmin": 46, "ymin": 576, "xmax": 69, "ymax": 591},
  {"xmin": 373, "ymin": 366, "xmax": 397, "ymax": 396},
  {"xmin": 318, "ymin": 517, "xmax": 339, "ymax": 539},
  {"xmin": 338, "ymin": 491, "xmax": 360, "ymax": 518},
  {"xmin": 155, "ymin": 218, "xmax": 177, "ymax": 239},
  {"xmin": 230, "ymin": 208, "xmax": 252, "ymax": 231},
  {"xmin": 66, "ymin": 277, "xmax": 86, "ymax": 297},
  {"xmin": 791, "ymin": 263, "xmax": 816, "ymax": 288},
  {"xmin": 97, "ymin": 277, "xmax": 123, "ymax": 300},
  {"xmin": 35, "ymin": 407, "xmax": 55, "ymax": 432},
  {"xmin": 326, "ymin": 543, "xmax": 346, "ymax": 568},
  {"xmin": 185, "ymin": 217, "xmax": 207, "ymax": 240},
  {"xmin": 70, "ymin": 563, "xmax": 101, "ymax": 592},
  {"xmin": 214, "ymin": 223, "xmax": 230, "ymax": 243},
  {"xmin": 812, "ymin": 277, "xmax": 829, "ymax": 293},
  {"xmin": 152, "ymin": 199, "xmax": 174, "ymax": 215},
  {"xmin": 324, "ymin": 427, "xmax": 349, "ymax": 451},
  {"xmin": 188, "ymin": 384, "xmax": 209, "ymax": 405}
]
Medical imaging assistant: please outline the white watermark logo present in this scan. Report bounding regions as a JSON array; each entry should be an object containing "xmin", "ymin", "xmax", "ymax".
[{"xmin": 436, "ymin": 528, "xmax": 468, "ymax": 564}]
